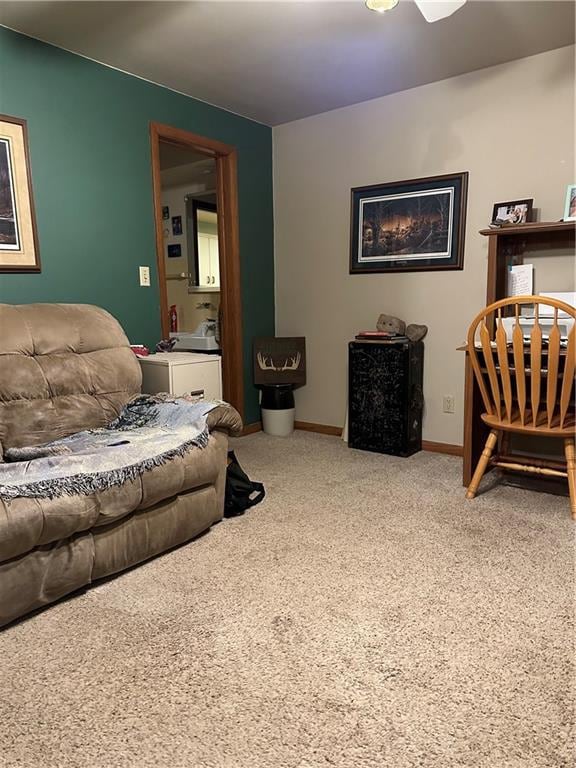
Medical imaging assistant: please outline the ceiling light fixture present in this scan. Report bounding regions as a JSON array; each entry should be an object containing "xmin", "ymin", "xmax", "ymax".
[{"xmin": 365, "ymin": 0, "xmax": 399, "ymax": 12}]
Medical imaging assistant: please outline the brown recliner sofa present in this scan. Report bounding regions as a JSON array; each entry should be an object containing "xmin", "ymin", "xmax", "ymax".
[{"xmin": 0, "ymin": 303, "xmax": 242, "ymax": 627}]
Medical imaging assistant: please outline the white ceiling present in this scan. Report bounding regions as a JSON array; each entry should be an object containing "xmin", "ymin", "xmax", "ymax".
[
  {"xmin": 1, "ymin": 1, "xmax": 574, "ymax": 125},
  {"xmin": 159, "ymin": 142, "xmax": 217, "ymax": 189},
  {"xmin": 159, "ymin": 143, "xmax": 210, "ymax": 170}
]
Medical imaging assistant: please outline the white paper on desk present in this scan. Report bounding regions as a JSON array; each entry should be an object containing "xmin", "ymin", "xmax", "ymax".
[
  {"xmin": 538, "ymin": 292, "xmax": 576, "ymax": 317},
  {"xmin": 508, "ymin": 263, "xmax": 533, "ymax": 297}
]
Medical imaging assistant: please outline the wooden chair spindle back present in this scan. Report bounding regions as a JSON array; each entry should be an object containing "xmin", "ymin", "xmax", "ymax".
[{"xmin": 467, "ymin": 296, "xmax": 576, "ymax": 431}]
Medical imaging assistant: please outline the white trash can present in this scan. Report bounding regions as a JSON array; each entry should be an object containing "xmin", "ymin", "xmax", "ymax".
[
  {"xmin": 261, "ymin": 407, "xmax": 295, "ymax": 436},
  {"xmin": 261, "ymin": 385, "xmax": 295, "ymax": 436}
]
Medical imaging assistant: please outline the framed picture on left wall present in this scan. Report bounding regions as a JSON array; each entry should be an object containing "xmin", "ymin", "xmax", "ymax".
[{"xmin": 0, "ymin": 114, "xmax": 40, "ymax": 272}]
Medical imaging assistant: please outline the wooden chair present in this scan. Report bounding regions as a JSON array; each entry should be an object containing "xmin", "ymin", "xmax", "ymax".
[{"xmin": 465, "ymin": 295, "xmax": 576, "ymax": 517}]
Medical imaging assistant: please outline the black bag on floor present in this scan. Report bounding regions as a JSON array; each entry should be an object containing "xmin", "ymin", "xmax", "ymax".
[{"xmin": 224, "ymin": 450, "xmax": 265, "ymax": 517}]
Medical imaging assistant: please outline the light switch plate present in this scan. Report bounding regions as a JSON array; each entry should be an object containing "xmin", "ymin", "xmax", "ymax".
[{"xmin": 139, "ymin": 266, "xmax": 151, "ymax": 287}]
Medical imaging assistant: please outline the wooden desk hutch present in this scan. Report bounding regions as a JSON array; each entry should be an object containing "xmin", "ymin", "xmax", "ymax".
[{"xmin": 462, "ymin": 221, "xmax": 576, "ymax": 493}]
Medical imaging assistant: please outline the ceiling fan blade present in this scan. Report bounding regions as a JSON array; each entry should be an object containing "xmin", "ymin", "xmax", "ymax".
[{"xmin": 414, "ymin": 0, "xmax": 467, "ymax": 22}]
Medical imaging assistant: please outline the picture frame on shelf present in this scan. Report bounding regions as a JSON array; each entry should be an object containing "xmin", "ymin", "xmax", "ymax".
[
  {"xmin": 563, "ymin": 184, "xmax": 576, "ymax": 222},
  {"xmin": 0, "ymin": 114, "xmax": 40, "ymax": 272},
  {"xmin": 491, "ymin": 198, "xmax": 533, "ymax": 226},
  {"xmin": 350, "ymin": 172, "xmax": 468, "ymax": 274}
]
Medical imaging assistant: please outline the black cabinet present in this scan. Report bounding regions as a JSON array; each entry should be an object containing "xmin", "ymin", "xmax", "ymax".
[{"xmin": 348, "ymin": 340, "xmax": 424, "ymax": 457}]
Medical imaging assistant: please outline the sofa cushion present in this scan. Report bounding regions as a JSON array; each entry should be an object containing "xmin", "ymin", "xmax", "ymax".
[
  {"xmin": 0, "ymin": 533, "xmax": 94, "ymax": 627},
  {"xmin": 0, "ymin": 304, "xmax": 141, "ymax": 452},
  {"xmin": 92, "ymin": 485, "xmax": 221, "ymax": 581},
  {"xmin": 0, "ymin": 429, "xmax": 233, "ymax": 564}
]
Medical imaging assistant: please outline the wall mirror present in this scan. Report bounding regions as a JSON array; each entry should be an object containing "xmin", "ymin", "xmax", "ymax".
[{"xmin": 186, "ymin": 199, "xmax": 220, "ymax": 292}]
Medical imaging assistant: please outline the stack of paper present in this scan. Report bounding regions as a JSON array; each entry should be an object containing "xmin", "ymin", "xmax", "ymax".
[{"xmin": 508, "ymin": 264, "xmax": 533, "ymax": 297}]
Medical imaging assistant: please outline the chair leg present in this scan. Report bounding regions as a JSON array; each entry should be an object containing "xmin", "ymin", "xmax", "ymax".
[
  {"xmin": 564, "ymin": 438, "xmax": 576, "ymax": 520},
  {"xmin": 466, "ymin": 430, "xmax": 499, "ymax": 500}
]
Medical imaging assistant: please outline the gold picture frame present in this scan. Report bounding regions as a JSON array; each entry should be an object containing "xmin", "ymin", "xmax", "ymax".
[{"xmin": 0, "ymin": 114, "xmax": 40, "ymax": 272}]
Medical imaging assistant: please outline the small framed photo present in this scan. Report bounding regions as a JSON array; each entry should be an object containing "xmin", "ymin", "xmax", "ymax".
[
  {"xmin": 162, "ymin": 206, "xmax": 169, "ymax": 220},
  {"xmin": 491, "ymin": 198, "xmax": 533, "ymax": 225},
  {"xmin": 172, "ymin": 215, "xmax": 182, "ymax": 236},
  {"xmin": 350, "ymin": 172, "xmax": 468, "ymax": 273},
  {"xmin": 167, "ymin": 244, "xmax": 182, "ymax": 258},
  {"xmin": 563, "ymin": 184, "xmax": 576, "ymax": 222}
]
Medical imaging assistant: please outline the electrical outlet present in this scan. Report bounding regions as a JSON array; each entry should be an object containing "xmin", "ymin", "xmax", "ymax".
[
  {"xmin": 139, "ymin": 266, "xmax": 151, "ymax": 287},
  {"xmin": 443, "ymin": 395, "xmax": 455, "ymax": 414}
]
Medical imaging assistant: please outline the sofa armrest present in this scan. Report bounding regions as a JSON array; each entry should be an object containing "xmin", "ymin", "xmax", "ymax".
[{"xmin": 206, "ymin": 404, "xmax": 243, "ymax": 437}]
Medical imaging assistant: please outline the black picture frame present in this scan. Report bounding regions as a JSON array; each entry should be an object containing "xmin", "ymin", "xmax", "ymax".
[
  {"xmin": 167, "ymin": 244, "xmax": 182, "ymax": 258},
  {"xmin": 491, "ymin": 198, "xmax": 533, "ymax": 225},
  {"xmin": 350, "ymin": 171, "xmax": 468, "ymax": 274}
]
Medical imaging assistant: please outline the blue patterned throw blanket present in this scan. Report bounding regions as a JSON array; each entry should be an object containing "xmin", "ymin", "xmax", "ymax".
[{"xmin": 0, "ymin": 396, "xmax": 220, "ymax": 500}]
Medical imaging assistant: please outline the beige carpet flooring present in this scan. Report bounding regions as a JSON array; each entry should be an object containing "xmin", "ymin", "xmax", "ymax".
[{"xmin": 0, "ymin": 432, "xmax": 573, "ymax": 768}]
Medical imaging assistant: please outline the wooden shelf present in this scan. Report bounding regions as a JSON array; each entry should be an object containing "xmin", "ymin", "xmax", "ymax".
[
  {"xmin": 480, "ymin": 221, "xmax": 575, "ymax": 237},
  {"xmin": 462, "ymin": 216, "xmax": 575, "ymax": 492},
  {"xmin": 484, "ymin": 220, "xmax": 575, "ymax": 309}
]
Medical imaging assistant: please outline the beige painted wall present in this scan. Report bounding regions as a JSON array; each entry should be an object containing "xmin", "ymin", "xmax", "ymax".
[{"xmin": 273, "ymin": 46, "xmax": 575, "ymax": 445}]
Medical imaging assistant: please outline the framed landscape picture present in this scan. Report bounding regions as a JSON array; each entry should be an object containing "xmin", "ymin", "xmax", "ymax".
[
  {"xmin": 0, "ymin": 114, "xmax": 40, "ymax": 272},
  {"xmin": 350, "ymin": 171, "xmax": 468, "ymax": 274}
]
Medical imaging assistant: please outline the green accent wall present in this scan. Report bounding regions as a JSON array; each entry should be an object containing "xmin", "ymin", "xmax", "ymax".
[{"xmin": 0, "ymin": 27, "xmax": 274, "ymax": 424}]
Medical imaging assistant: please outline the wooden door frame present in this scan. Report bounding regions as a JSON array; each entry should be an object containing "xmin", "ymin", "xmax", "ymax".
[{"xmin": 150, "ymin": 122, "xmax": 244, "ymax": 419}]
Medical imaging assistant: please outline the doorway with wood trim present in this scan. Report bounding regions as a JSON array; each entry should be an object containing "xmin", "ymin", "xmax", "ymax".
[{"xmin": 150, "ymin": 122, "xmax": 243, "ymax": 419}]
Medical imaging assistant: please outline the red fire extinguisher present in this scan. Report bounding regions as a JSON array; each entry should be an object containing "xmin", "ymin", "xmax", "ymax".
[{"xmin": 169, "ymin": 305, "xmax": 178, "ymax": 333}]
